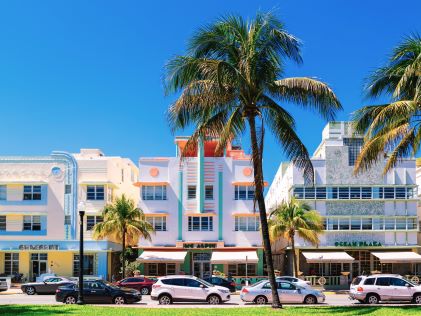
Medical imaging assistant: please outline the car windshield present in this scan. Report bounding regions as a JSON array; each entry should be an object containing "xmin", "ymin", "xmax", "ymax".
[
  {"xmin": 104, "ymin": 281, "xmax": 120, "ymax": 289},
  {"xmin": 251, "ymin": 280, "xmax": 267, "ymax": 287},
  {"xmin": 199, "ymin": 279, "xmax": 214, "ymax": 287}
]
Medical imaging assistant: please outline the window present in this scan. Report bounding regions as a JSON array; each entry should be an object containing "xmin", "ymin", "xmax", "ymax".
[
  {"xmin": 293, "ymin": 187, "xmax": 304, "ymax": 199},
  {"xmin": 350, "ymin": 187, "xmax": 361, "ymax": 199},
  {"xmin": 73, "ymin": 254, "xmax": 94, "ymax": 276},
  {"xmin": 376, "ymin": 277, "xmax": 391, "ymax": 286},
  {"xmin": 362, "ymin": 218, "xmax": 372, "ymax": 230},
  {"xmin": 304, "ymin": 187, "xmax": 315, "ymax": 199},
  {"xmin": 64, "ymin": 215, "xmax": 71, "ymax": 225},
  {"xmin": 146, "ymin": 216, "xmax": 167, "ymax": 231},
  {"xmin": 384, "ymin": 187, "xmax": 394, "ymax": 199},
  {"xmin": 390, "ymin": 278, "xmax": 409, "ymax": 287},
  {"xmin": 385, "ymin": 219, "xmax": 395, "ymax": 230},
  {"xmin": 0, "ymin": 215, "xmax": 5, "ymax": 230},
  {"xmin": 4, "ymin": 253, "xmax": 19, "ymax": 275},
  {"xmin": 121, "ymin": 169, "xmax": 124, "ymax": 182},
  {"xmin": 364, "ymin": 278, "xmax": 376, "ymax": 285},
  {"xmin": 328, "ymin": 218, "xmax": 338, "ymax": 230},
  {"xmin": 23, "ymin": 185, "xmax": 41, "ymax": 200},
  {"xmin": 278, "ymin": 282, "xmax": 295, "ymax": 290},
  {"xmin": 315, "ymin": 187, "xmax": 326, "ymax": 199},
  {"xmin": 146, "ymin": 263, "xmax": 176, "ymax": 276},
  {"xmin": 162, "ymin": 278, "xmax": 185, "ymax": 286},
  {"xmin": 339, "ymin": 218, "xmax": 349, "ymax": 230},
  {"xmin": 344, "ymin": 138, "xmax": 363, "ymax": 166},
  {"xmin": 407, "ymin": 187, "xmax": 416, "ymax": 199},
  {"xmin": 86, "ymin": 216, "xmax": 103, "ymax": 231},
  {"xmin": 235, "ymin": 186, "xmax": 255, "ymax": 200},
  {"xmin": 395, "ymin": 187, "xmax": 406, "ymax": 199},
  {"xmin": 396, "ymin": 219, "xmax": 406, "ymax": 230},
  {"xmin": 361, "ymin": 187, "xmax": 372, "ymax": 199},
  {"xmin": 331, "ymin": 187, "xmax": 338, "ymax": 199},
  {"xmin": 87, "ymin": 185, "xmax": 104, "ymax": 201},
  {"xmin": 234, "ymin": 216, "xmax": 260, "ymax": 231},
  {"xmin": 373, "ymin": 218, "xmax": 384, "ymax": 230},
  {"xmin": 65, "ymin": 185, "xmax": 72, "ymax": 194},
  {"xmin": 227, "ymin": 264, "xmax": 256, "ymax": 276},
  {"xmin": 407, "ymin": 218, "xmax": 417, "ymax": 229},
  {"xmin": 184, "ymin": 279, "xmax": 202, "ymax": 288},
  {"xmin": 350, "ymin": 218, "xmax": 361, "ymax": 230},
  {"xmin": 338, "ymin": 187, "xmax": 349, "ymax": 199},
  {"xmin": 23, "ymin": 215, "xmax": 41, "ymax": 231},
  {"xmin": 187, "ymin": 186, "xmax": 196, "ymax": 199},
  {"xmin": 0, "ymin": 185, "xmax": 6, "ymax": 200},
  {"xmin": 142, "ymin": 185, "xmax": 167, "ymax": 201},
  {"xmin": 188, "ymin": 216, "xmax": 213, "ymax": 231},
  {"xmin": 205, "ymin": 185, "xmax": 213, "ymax": 200}
]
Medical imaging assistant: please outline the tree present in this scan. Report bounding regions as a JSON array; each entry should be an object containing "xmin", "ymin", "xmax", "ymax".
[
  {"xmin": 93, "ymin": 194, "xmax": 153, "ymax": 279},
  {"xmin": 353, "ymin": 34, "xmax": 421, "ymax": 174},
  {"xmin": 165, "ymin": 12, "xmax": 341, "ymax": 308},
  {"xmin": 269, "ymin": 198, "xmax": 323, "ymax": 277}
]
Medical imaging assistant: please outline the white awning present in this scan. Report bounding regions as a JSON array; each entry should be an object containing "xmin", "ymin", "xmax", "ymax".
[
  {"xmin": 371, "ymin": 252, "xmax": 421, "ymax": 263},
  {"xmin": 137, "ymin": 251, "xmax": 187, "ymax": 263},
  {"xmin": 210, "ymin": 251, "xmax": 258, "ymax": 264},
  {"xmin": 302, "ymin": 252, "xmax": 355, "ymax": 263}
]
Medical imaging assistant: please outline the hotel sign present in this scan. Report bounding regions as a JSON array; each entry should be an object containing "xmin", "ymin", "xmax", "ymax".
[
  {"xmin": 334, "ymin": 241, "xmax": 382, "ymax": 247},
  {"xmin": 183, "ymin": 243, "xmax": 217, "ymax": 249},
  {"xmin": 19, "ymin": 244, "xmax": 60, "ymax": 250}
]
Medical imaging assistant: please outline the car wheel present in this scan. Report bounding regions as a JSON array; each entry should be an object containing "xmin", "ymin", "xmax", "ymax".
[
  {"xmin": 255, "ymin": 295, "xmax": 267, "ymax": 305},
  {"xmin": 413, "ymin": 294, "xmax": 421, "ymax": 304},
  {"xmin": 365, "ymin": 294, "xmax": 379, "ymax": 304},
  {"xmin": 207, "ymin": 294, "xmax": 221, "ymax": 305},
  {"xmin": 113, "ymin": 296, "xmax": 126, "ymax": 305},
  {"xmin": 141, "ymin": 287, "xmax": 149, "ymax": 295},
  {"xmin": 25, "ymin": 286, "xmax": 36, "ymax": 295},
  {"xmin": 65, "ymin": 295, "xmax": 77, "ymax": 304},
  {"xmin": 158, "ymin": 294, "xmax": 172, "ymax": 305},
  {"xmin": 304, "ymin": 295, "xmax": 317, "ymax": 304}
]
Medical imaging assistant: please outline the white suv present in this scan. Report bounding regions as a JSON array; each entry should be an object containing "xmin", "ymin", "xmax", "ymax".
[
  {"xmin": 349, "ymin": 274, "xmax": 421, "ymax": 304},
  {"xmin": 151, "ymin": 275, "xmax": 231, "ymax": 305}
]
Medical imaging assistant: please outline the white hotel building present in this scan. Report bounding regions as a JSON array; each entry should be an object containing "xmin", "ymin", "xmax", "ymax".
[
  {"xmin": 266, "ymin": 122, "xmax": 421, "ymax": 287},
  {"xmin": 136, "ymin": 137, "xmax": 264, "ymax": 283}
]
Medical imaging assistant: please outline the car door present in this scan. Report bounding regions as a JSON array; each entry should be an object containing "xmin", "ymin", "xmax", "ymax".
[
  {"xmin": 166, "ymin": 278, "xmax": 190, "ymax": 300},
  {"xmin": 261, "ymin": 282, "xmax": 273, "ymax": 302},
  {"xmin": 44, "ymin": 278, "xmax": 63, "ymax": 293},
  {"xmin": 120, "ymin": 278, "xmax": 139, "ymax": 290},
  {"xmin": 88, "ymin": 281, "xmax": 108, "ymax": 303},
  {"xmin": 375, "ymin": 277, "xmax": 392, "ymax": 300},
  {"xmin": 184, "ymin": 278, "xmax": 208, "ymax": 301},
  {"xmin": 278, "ymin": 282, "xmax": 302, "ymax": 303},
  {"xmin": 389, "ymin": 278, "xmax": 414, "ymax": 301}
]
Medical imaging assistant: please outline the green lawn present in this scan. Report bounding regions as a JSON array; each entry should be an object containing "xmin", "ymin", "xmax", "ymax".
[{"xmin": 0, "ymin": 305, "xmax": 421, "ymax": 316}]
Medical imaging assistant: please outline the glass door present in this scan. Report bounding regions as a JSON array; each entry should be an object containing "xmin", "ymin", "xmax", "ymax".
[
  {"xmin": 30, "ymin": 253, "xmax": 48, "ymax": 281},
  {"xmin": 192, "ymin": 253, "xmax": 211, "ymax": 279}
]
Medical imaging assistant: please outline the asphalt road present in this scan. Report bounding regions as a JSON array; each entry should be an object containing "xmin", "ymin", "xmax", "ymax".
[{"xmin": 0, "ymin": 291, "xmax": 356, "ymax": 307}]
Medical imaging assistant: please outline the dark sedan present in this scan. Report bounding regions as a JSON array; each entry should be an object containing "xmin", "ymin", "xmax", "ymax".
[
  {"xmin": 115, "ymin": 276, "xmax": 156, "ymax": 295},
  {"xmin": 55, "ymin": 280, "xmax": 142, "ymax": 304},
  {"xmin": 203, "ymin": 276, "xmax": 237, "ymax": 292},
  {"xmin": 21, "ymin": 277, "xmax": 75, "ymax": 295}
]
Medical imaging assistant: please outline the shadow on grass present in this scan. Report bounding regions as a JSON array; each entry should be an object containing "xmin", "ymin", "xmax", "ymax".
[{"xmin": 285, "ymin": 305, "xmax": 421, "ymax": 316}]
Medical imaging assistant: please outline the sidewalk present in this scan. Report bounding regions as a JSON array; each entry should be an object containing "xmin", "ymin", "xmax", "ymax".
[{"xmin": 0, "ymin": 288, "xmax": 22, "ymax": 295}]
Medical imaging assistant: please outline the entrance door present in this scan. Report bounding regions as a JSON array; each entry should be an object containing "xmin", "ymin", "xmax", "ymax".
[
  {"xmin": 192, "ymin": 253, "xmax": 211, "ymax": 279},
  {"xmin": 31, "ymin": 253, "xmax": 48, "ymax": 281}
]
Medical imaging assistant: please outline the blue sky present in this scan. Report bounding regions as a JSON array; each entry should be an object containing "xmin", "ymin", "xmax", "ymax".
[{"xmin": 0, "ymin": 0, "xmax": 419, "ymax": 183}]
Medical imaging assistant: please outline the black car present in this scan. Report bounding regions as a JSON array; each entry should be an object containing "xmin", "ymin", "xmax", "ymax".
[
  {"xmin": 21, "ymin": 277, "xmax": 75, "ymax": 295},
  {"xmin": 203, "ymin": 276, "xmax": 237, "ymax": 292},
  {"xmin": 55, "ymin": 280, "xmax": 142, "ymax": 304}
]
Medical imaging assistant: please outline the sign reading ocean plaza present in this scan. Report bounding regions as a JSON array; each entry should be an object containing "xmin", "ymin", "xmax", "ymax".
[{"xmin": 334, "ymin": 241, "xmax": 382, "ymax": 247}]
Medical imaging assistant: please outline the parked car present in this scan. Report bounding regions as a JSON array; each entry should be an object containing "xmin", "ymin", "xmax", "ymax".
[
  {"xmin": 277, "ymin": 276, "xmax": 312, "ymax": 289},
  {"xmin": 349, "ymin": 274, "xmax": 421, "ymax": 304},
  {"xmin": 55, "ymin": 279, "xmax": 142, "ymax": 304},
  {"xmin": 203, "ymin": 276, "xmax": 237, "ymax": 292},
  {"xmin": 151, "ymin": 275, "xmax": 231, "ymax": 305},
  {"xmin": 240, "ymin": 280, "xmax": 325, "ymax": 304},
  {"xmin": 21, "ymin": 276, "xmax": 75, "ymax": 295},
  {"xmin": 115, "ymin": 276, "xmax": 156, "ymax": 295}
]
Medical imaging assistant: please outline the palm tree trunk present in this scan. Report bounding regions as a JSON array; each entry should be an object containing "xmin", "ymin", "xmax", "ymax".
[
  {"xmin": 291, "ymin": 235, "xmax": 298, "ymax": 277},
  {"xmin": 247, "ymin": 115, "xmax": 282, "ymax": 309},
  {"xmin": 122, "ymin": 228, "xmax": 126, "ymax": 279}
]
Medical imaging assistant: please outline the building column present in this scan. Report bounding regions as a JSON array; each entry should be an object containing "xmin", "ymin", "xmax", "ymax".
[
  {"xmin": 197, "ymin": 137, "xmax": 204, "ymax": 213},
  {"xmin": 178, "ymin": 170, "xmax": 183, "ymax": 241},
  {"xmin": 96, "ymin": 252, "xmax": 108, "ymax": 280},
  {"xmin": 218, "ymin": 171, "xmax": 223, "ymax": 241}
]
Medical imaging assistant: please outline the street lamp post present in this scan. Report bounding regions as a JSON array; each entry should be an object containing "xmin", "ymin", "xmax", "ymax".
[{"xmin": 77, "ymin": 202, "xmax": 85, "ymax": 305}]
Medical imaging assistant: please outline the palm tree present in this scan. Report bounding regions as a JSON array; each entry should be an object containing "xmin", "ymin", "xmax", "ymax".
[
  {"xmin": 353, "ymin": 34, "xmax": 421, "ymax": 174},
  {"xmin": 93, "ymin": 194, "xmax": 153, "ymax": 279},
  {"xmin": 269, "ymin": 198, "xmax": 323, "ymax": 277},
  {"xmin": 165, "ymin": 12, "xmax": 341, "ymax": 308}
]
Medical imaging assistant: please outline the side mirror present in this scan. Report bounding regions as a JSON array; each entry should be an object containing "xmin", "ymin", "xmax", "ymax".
[
  {"xmin": 297, "ymin": 288, "xmax": 301, "ymax": 293},
  {"xmin": 200, "ymin": 284, "xmax": 205, "ymax": 288},
  {"xmin": 405, "ymin": 283, "xmax": 411, "ymax": 287}
]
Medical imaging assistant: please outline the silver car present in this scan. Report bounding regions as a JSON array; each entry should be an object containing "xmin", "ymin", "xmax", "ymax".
[{"xmin": 240, "ymin": 280, "xmax": 325, "ymax": 304}]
